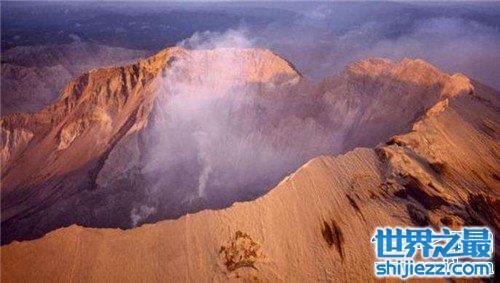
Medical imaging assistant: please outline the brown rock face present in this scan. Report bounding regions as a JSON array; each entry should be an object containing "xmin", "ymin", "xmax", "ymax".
[{"xmin": 1, "ymin": 47, "xmax": 498, "ymax": 282}]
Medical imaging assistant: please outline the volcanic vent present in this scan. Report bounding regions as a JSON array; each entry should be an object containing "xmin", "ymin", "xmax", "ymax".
[{"xmin": 1, "ymin": 47, "xmax": 477, "ymax": 244}]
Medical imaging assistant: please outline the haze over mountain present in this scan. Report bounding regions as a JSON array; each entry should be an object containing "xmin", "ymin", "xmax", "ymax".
[
  {"xmin": 1, "ymin": 42, "xmax": 148, "ymax": 114},
  {"xmin": 1, "ymin": 45, "xmax": 498, "ymax": 281},
  {"xmin": 2, "ymin": 1, "xmax": 500, "ymax": 94}
]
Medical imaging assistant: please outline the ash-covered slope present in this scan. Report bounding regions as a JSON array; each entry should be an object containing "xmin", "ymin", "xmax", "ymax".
[{"xmin": 1, "ymin": 77, "xmax": 498, "ymax": 282}]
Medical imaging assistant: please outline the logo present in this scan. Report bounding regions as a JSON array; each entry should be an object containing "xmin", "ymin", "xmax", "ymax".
[{"xmin": 371, "ymin": 227, "xmax": 494, "ymax": 279}]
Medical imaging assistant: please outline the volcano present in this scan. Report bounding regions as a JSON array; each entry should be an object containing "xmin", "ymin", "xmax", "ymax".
[{"xmin": 1, "ymin": 47, "xmax": 499, "ymax": 281}]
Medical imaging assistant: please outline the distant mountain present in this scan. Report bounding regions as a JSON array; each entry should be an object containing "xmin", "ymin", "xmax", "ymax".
[
  {"xmin": 1, "ymin": 42, "xmax": 148, "ymax": 114},
  {"xmin": 1, "ymin": 47, "xmax": 498, "ymax": 281}
]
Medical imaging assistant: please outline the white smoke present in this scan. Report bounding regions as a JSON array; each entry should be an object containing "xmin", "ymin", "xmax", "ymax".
[
  {"xmin": 171, "ymin": 30, "xmax": 254, "ymax": 199},
  {"xmin": 130, "ymin": 205, "xmax": 156, "ymax": 227},
  {"xmin": 195, "ymin": 131, "xmax": 212, "ymax": 198},
  {"xmin": 178, "ymin": 28, "xmax": 254, "ymax": 50},
  {"xmin": 138, "ymin": 29, "xmax": 335, "ymax": 215}
]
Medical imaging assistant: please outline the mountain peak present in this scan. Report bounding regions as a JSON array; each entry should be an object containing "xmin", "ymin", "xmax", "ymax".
[
  {"xmin": 347, "ymin": 57, "xmax": 443, "ymax": 79},
  {"xmin": 343, "ymin": 57, "xmax": 474, "ymax": 97}
]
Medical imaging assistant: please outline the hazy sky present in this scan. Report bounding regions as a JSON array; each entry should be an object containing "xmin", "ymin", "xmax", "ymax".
[{"xmin": 2, "ymin": 0, "xmax": 500, "ymax": 88}]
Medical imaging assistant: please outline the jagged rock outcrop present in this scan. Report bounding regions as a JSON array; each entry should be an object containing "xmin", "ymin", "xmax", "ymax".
[
  {"xmin": 1, "ymin": 46, "xmax": 498, "ymax": 282},
  {"xmin": 1, "ymin": 126, "xmax": 33, "ymax": 166}
]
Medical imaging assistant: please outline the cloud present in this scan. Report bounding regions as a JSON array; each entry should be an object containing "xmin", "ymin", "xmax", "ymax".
[
  {"xmin": 363, "ymin": 18, "xmax": 500, "ymax": 88},
  {"xmin": 247, "ymin": 9, "xmax": 500, "ymax": 88},
  {"xmin": 178, "ymin": 28, "xmax": 254, "ymax": 50}
]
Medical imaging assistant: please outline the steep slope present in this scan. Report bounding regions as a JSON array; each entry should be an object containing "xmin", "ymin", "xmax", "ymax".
[{"xmin": 1, "ymin": 78, "xmax": 498, "ymax": 282}]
